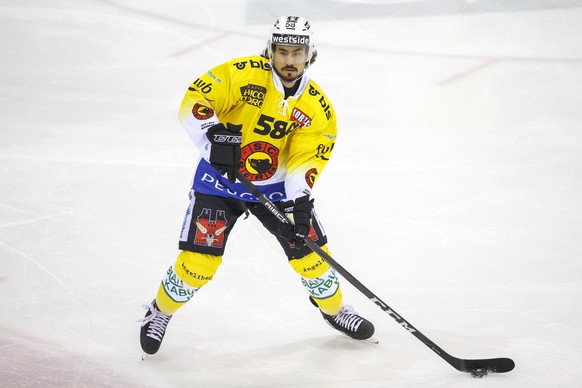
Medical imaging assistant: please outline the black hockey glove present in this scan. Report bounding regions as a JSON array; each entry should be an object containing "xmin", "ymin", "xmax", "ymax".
[
  {"xmin": 278, "ymin": 195, "xmax": 314, "ymax": 249},
  {"xmin": 206, "ymin": 123, "xmax": 242, "ymax": 183}
]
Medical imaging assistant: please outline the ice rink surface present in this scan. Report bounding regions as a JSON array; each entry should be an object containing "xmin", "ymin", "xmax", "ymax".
[{"xmin": 1, "ymin": 0, "xmax": 582, "ymax": 386}]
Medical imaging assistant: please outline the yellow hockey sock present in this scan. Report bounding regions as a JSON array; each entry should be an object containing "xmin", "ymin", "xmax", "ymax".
[
  {"xmin": 156, "ymin": 251, "xmax": 222, "ymax": 315},
  {"xmin": 289, "ymin": 246, "xmax": 343, "ymax": 316}
]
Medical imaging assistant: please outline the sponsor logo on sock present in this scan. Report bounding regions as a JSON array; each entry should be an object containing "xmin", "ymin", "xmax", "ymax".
[
  {"xmin": 302, "ymin": 267, "xmax": 339, "ymax": 299},
  {"xmin": 162, "ymin": 266, "xmax": 198, "ymax": 303}
]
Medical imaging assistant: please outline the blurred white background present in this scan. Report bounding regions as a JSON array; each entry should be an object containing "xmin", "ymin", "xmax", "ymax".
[{"xmin": 1, "ymin": 0, "xmax": 581, "ymax": 386}]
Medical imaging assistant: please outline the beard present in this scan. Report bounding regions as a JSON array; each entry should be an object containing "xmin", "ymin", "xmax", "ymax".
[{"xmin": 275, "ymin": 66, "xmax": 303, "ymax": 84}]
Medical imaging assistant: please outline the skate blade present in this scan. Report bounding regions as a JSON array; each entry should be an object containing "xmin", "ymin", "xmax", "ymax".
[
  {"xmin": 340, "ymin": 332, "xmax": 379, "ymax": 344},
  {"xmin": 366, "ymin": 336, "xmax": 379, "ymax": 344}
]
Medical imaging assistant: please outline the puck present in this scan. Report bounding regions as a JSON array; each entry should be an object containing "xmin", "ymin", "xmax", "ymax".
[{"xmin": 470, "ymin": 368, "xmax": 488, "ymax": 378}]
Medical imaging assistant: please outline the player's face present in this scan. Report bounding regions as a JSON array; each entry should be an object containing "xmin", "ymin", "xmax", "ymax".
[{"xmin": 272, "ymin": 45, "xmax": 307, "ymax": 85}]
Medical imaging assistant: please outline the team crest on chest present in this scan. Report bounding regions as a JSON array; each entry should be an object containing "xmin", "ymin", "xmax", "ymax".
[{"xmin": 239, "ymin": 141, "xmax": 280, "ymax": 181}]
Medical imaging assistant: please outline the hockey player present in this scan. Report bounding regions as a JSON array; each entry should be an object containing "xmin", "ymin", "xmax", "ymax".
[{"xmin": 140, "ymin": 15, "xmax": 375, "ymax": 355}]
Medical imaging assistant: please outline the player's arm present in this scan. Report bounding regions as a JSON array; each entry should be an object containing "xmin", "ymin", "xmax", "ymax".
[
  {"xmin": 178, "ymin": 63, "xmax": 234, "ymax": 150},
  {"xmin": 284, "ymin": 115, "xmax": 337, "ymax": 201},
  {"xmin": 178, "ymin": 63, "xmax": 243, "ymax": 182},
  {"xmin": 277, "ymin": 115, "xmax": 337, "ymax": 247}
]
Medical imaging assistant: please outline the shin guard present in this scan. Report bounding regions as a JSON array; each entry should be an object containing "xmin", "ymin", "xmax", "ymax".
[
  {"xmin": 289, "ymin": 247, "xmax": 343, "ymax": 316},
  {"xmin": 156, "ymin": 251, "xmax": 222, "ymax": 315}
]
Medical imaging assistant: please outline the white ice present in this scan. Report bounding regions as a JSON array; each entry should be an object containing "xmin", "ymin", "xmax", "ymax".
[{"xmin": 1, "ymin": 0, "xmax": 582, "ymax": 387}]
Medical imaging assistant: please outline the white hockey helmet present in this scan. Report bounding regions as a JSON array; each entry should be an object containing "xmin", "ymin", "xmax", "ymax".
[{"xmin": 266, "ymin": 16, "xmax": 317, "ymax": 67}]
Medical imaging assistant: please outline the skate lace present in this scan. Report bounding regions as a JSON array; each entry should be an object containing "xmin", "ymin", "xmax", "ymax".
[
  {"xmin": 139, "ymin": 303, "xmax": 171, "ymax": 341},
  {"xmin": 333, "ymin": 305, "xmax": 363, "ymax": 332}
]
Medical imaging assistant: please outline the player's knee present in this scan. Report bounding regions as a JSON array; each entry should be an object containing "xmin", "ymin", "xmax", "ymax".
[
  {"xmin": 175, "ymin": 250, "xmax": 222, "ymax": 288},
  {"xmin": 156, "ymin": 251, "xmax": 222, "ymax": 314},
  {"xmin": 288, "ymin": 246, "xmax": 332, "ymax": 278}
]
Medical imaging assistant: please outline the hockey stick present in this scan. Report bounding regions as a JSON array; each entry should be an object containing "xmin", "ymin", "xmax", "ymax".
[{"xmin": 235, "ymin": 170, "xmax": 515, "ymax": 377}]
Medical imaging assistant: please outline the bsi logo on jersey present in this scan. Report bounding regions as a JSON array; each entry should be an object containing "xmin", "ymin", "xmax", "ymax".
[
  {"xmin": 308, "ymin": 85, "xmax": 332, "ymax": 120},
  {"xmin": 233, "ymin": 60, "xmax": 271, "ymax": 71}
]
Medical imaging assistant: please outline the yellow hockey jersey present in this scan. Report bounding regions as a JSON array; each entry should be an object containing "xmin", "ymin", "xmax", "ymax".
[{"xmin": 178, "ymin": 55, "xmax": 337, "ymax": 203}]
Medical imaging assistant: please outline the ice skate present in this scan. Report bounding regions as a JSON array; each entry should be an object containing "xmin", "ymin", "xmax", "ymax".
[
  {"xmin": 139, "ymin": 300, "xmax": 172, "ymax": 356},
  {"xmin": 321, "ymin": 305, "xmax": 376, "ymax": 341},
  {"xmin": 310, "ymin": 297, "xmax": 376, "ymax": 341}
]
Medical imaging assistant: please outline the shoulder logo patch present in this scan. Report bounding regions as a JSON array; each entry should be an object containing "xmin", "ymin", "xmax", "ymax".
[{"xmin": 192, "ymin": 103, "xmax": 215, "ymax": 120}]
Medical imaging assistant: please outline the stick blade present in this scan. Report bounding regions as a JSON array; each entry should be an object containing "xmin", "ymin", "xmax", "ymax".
[{"xmin": 463, "ymin": 358, "xmax": 515, "ymax": 374}]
